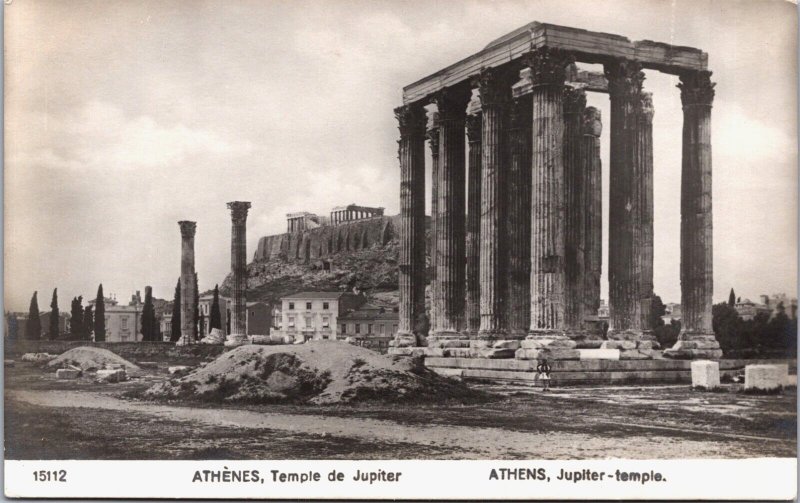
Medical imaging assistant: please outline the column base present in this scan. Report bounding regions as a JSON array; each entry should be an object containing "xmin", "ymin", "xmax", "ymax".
[
  {"xmin": 602, "ymin": 329, "xmax": 660, "ymax": 359},
  {"xmin": 224, "ymin": 334, "xmax": 250, "ymax": 347},
  {"xmin": 175, "ymin": 335, "xmax": 193, "ymax": 346},
  {"xmin": 516, "ymin": 330, "xmax": 580, "ymax": 360},
  {"xmin": 390, "ymin": 331, "xmax": 419, "ymax": 348},
  {"xmin": 663, "ymin": 331, "xmax": 722, "ymax": 360}
]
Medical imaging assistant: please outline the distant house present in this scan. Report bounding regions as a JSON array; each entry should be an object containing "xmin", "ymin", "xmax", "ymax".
[
  {"xmin": 246, "ymin": 302, "xmax": 271, "ymax": 335},
  {"xmin": 735, "ymin": 298, "xmax": 771, "ymax": 321},
  {"xmin": 338, "ymin": 303, "xmax": 398, "ymax": 353},
  {"xmin": 597, "ymin": 299, "xmax": 609, "ymax": 320},
  {"xmin": 279, "ymin": 292, "xmax": 366, "ymax": 341},
  {"xmin": 759, "ymin": 293, "xmax": 798, "ymax": 319},
  {"xmin": 6, "ymin": 311, "xmax": 69, "ymax": 339},
  {"xmin": 661, "ymin": 303, "xmax": 682, "ymax": 324},
  {"xmin": 162, "ymin": 298, "xmax": 272, "ymax": 339}
]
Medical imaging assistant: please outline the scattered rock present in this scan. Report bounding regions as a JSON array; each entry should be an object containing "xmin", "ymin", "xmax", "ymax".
[
  {"xmin": 96, "ymin": 368, "xmax": 127, "ymax": 383},
  {"xmin": 137, "ymin": 361, "xmax": 159, "ymax": 369},
  {"xmin": 168, "ymin": 366, "xmax": 192, "ymax": 376},
  {"xmin": 56, "ymin": 368, "xmax": 80, "ymax": 379},
  {"xmin": 4, "ymin": 360, "xmax": 14, "ymax": 367},
  {"xmin": 21, "ymin": 353, "xmax": 57, "ymax": 363}
]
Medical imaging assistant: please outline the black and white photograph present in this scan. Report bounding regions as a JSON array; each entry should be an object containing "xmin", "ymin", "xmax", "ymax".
[{"xmin": 3, "ymin": 0, "xmax": 797, "ymax": 499}]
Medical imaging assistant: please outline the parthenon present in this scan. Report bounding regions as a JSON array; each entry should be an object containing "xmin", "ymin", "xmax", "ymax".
[{"xmin": 393, "ymin": 22, "xmax": 719, "ymax": 360}]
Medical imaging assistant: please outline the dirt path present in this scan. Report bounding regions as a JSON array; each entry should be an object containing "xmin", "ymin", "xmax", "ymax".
[{"xmin": 8, "ymin": 389, "xmax": 780, "ymax": 459}]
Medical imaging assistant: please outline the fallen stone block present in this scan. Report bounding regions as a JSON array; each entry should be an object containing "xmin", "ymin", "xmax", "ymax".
[
  {"xmin": 577, "ymin": 349, "xmax": 620, "ymax": 360},
  {"xmin": 443, "ymin": 348, "xmax": 473, "ymax": 358},
  {"xmin": 600, "ymin": 340, "xmax": 637, "ymax": 350},
  {"xmin": 431, "ymin": 367, "xmax": 463, "ymax": 379},
  {"xmin": 515, "ymin": 348, "xmax": 580, "ymax": 360},
  {"xmin": 606, "ymin": 331, "xmax": 643, "ymax": 341},
  {"xmin": 492, "ymin": 340, "xmax": 521, "ymax": 350},
  {"xmin": 691, "ymin": 360, "xmax": 720, "ymax": 390},
  {"xmin": 745, "ymin": 364, "xmax": 788, "ymax": 392},
  {"xmin": 96, "ymin": 368, "xmax": 126, "ymax": 383},
  {"xmin": 224, "ymin": 335, "xmax": 249, "ymax": 347},
  {"xmin": 520, "ymin": 338, "xmax": 576, "ymax": 350},
  {"xmin": 394, "ymin": 335, "xmax": 417, "ymax": 348},
  {"xmin": 469, "ymin": 340, "xmax": 491, "ymax": 350},
  {"xmin": 249, "ymin": 335, "xmax": 274, "ymax": 345},
  {"xmin": 4, "ymin": 360, "xmax": 14, "ymax": 367},
  {"xmin": 475, "ymin": 348, "xmax": 516, "ymax": 359},
  {"xmin": 440, "ymin": 339, "xmax": 471, "ymax": 348},
  {"xmin": 671, "ymin": 339, "xmax": 721, "ymax": 350},
  {"xmin": 56, "ymin": 368, "xmax": 80, "ymax": 379},
  {"xmin": 137, "ymin": 361, "xmax": 158, "ymax": 369},
  {"xmin": 21, "ymin": 353, "xmax": 57, "ymax": 363},
  {"xmin": 283, "ymin": 335, "xmax": 296, "ymax": 344},
  {"xmin": 618, "ymin": 349, "xmax": 654, "ymax": 360},
  {"xmin": 636, "ymin": 340, "xmax": 661, "ymax": 350}
]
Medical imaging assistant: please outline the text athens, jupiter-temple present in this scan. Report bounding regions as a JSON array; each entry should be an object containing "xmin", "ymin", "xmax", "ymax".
[{"xmin": 391, "ymin": 22, "xmax": 719, "ymax": 361}]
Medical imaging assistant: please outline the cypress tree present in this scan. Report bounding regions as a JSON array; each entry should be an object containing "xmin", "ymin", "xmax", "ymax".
[
  {"xmin": 49, "ymin": 288, "xmax": 60, "ymax": 340},
  {"xmin": 728, "ymin": 288, "xmax": 736, "ymax": 307},
  {"xmin": 94, "ymin": 285, "xmax": 106, "ymax": 342},
  {"xmin": 198, "ymin": 312, "xmax": 206, "ymax": 338},
  {"xmin": 141, "ymin": 286, "xmax": 156, "ymax": 341},
  {"xmin": 210, "ymin": 284, "xmax": 222, "ymax": 331},
  {"xmin": 70, "ymin": 296, "xmax": 84, "ymax": 340},
  {"xmin": 25, "ymin": 291, "xmax": 41, "ymax": 340},
  {"xmin": 83, "ymin": 305, "xmax": 93, "ymax": 341},
  {"xmin": 170, "ymin": 279, "xmax": 181, "ymax": 342}
]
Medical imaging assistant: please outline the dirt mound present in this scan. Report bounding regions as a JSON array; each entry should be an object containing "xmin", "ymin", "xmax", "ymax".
[
  {"xmin": 143, "ymin": 341, "xmax": 488, "ymax": 405},
  {"xmin": 48, "ymin": 347, "xmax": 142, "ymax": 376}
]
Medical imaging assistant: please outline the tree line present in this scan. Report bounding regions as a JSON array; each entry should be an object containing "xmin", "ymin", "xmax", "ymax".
[{"xmin": 9, "ymin": 281, "xmax": 226, "ymax": 343}]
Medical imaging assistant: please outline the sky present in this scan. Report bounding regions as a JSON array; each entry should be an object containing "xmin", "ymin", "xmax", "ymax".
[{"xmin": 4, "ymin": 0, "xmax": 797, "ymax": 311}]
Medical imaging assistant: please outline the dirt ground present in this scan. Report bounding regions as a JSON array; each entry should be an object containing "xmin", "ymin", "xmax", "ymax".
[{"xmin": 5, "ymin": 363, "xmax": 796, "ymax": 460}]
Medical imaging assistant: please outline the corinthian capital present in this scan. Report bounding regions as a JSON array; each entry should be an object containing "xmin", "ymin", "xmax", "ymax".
[
  {"xmin": 472, "ymin": 66, "xmax": 514, "ymax": 108},
  {"xmin": 604, "ymin": 59, "xmax": 645, "ymax": 99},
  {"xmin": 563, "ymin": 86, "xmax": 587, "ymax": 114},
  {"xmin": 465, "ymin": 113, "xmax": 482, "ymax": 143},
  {"xmin": 678, "ymin": 70, "xmax": 715, "ymax": 107},
  {"xmin": 227, "ymin": 201, "xmax": 251, "ymax": 225},
  {"xmin": 524, "ymin": 47, "xmax": 575, "ymax": 87},
  {"xmin": 429, "ymin": 85, "xmax": 471, "ymax": 123},
  {"xmin": 394, "ymin": 104, "xmax": 427, "ymax": 138},
  {"xmin": 581, "ymin": 106, "xmax": 602, "ymax": 137},
  {"xmin": 178, "ymin": 221, "xmax": 197, "ymax": 238},
  {"xmin": 637, "ymin": 92, "xmax": 655, "ymax": 123}
]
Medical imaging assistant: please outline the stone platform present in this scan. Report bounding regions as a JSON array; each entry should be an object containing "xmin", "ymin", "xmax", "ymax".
[{"xmin": 425, "ymin": 357, "xmax": 797, "ymax": 385}]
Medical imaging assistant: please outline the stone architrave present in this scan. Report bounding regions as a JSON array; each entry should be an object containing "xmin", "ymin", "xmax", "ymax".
[
  {"xmin": 475, "ymin": 67, "xmax": 514, "ymax": 342},
  {"xmin": 665, "ymin": 71, "xmax": 722, "ymax": 360},
  {"xmin": 178, "ymin": 221, "xmax": 197, "ymax": 346},
  {"xmin": 563, "ymin": 85, "xmax": 587, "ymax": 334},
  {"xmin": 520, "ymin": 47, "xmax": 579, "ymax": 361},
  {"xmin": 464, "ymin": 111, "xmax": 482, "ymax": 338},
  {"xmin": 505, "ymin": 92, "xmax": 532, "ymax": 339},
  {"xmin": 429, "ymin": 86, "xmax": 471, "ymax": 340},
  {"xmin": 581, "ymin": 106, "xmax": 603, "ymax": 332},
  {"xmin": 225, "ymin": 201, "xmax": 251, "ymax": 347},
  {"xmin": 393, "ymin": 104, "xmax": 427, "ymax": 348}
]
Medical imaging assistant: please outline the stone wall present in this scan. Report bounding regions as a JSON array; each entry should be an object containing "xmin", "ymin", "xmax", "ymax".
[
  {"xmin": 254, "ymin": 216, "xmax": 398, "ymax": 263},
  {"xmin": 4, "ymin": 340, "xmax": 228, "ymax": 361}
]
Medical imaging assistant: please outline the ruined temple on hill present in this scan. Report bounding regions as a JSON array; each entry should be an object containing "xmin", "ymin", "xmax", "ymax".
[{"xmin": 393, "ymin": 22, "xmax": 719, "ymax": 361}]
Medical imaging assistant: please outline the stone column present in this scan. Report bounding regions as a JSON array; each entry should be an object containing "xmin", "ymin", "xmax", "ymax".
[
  {"xmin": 505, "ymin": 93, "xmax": 532, "ymax": 340},
  {"xmin": 393, "ymin": 104, "xmax": 427, "ymax": 348},
  {"xmin": 476, "ymin": 67, "xmax": 513, "ymax": 344},
  {"xmin": 521, "ymin": 47, "xmax": 579, "ymax": 360},
  {"xmin": 665, "ymin": 70, "xmax": 721, "ymax": 359},
  {"xmin": 465, "ymin": 111, "xmax": 482, "ymax": 339},
  {"xmin": 602, "ymin": 59, "xmax": 658, "ymax": 359},
  {"xmin": 225, "ymin": 201, "xmax": 251, "ymax": 346},
  {"xmin": 563, "ymin": 86, "xmax": 587, "ymax": 334},
  {"xmin": 427, "ymin": 113, "xmax": 440, "ymax": 339},
  {"xmin": 581, "ymin": 106, "xmax": 603, "ymax": 331},
  {"xmin": 178, "ymin": 221, "xmax": 197, "ymax": 345},
  {"xmin": 430, "ymin": 86, "xmax": 471, "ymax": 340}
]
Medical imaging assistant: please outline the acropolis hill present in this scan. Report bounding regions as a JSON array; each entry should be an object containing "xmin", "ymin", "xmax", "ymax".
[{"xmin": 220, "ymin": 206, "xmax": 430, "ymax": 306}]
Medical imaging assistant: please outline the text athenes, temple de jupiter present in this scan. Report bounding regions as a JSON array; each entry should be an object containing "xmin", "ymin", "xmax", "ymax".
[{"xmin": 392, "ymin": 22, "xmax": 719, "ymax": 361}]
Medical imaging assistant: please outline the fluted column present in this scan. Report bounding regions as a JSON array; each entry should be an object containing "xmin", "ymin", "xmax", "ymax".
[
  {"xmin": 581, "ymin": 106, "xmax": 603, "ymax": 324},
  {"xmin": 226, "ymin": 201, "xmax": 251, "ymax": 346},
  {"xmin": 465, "ymin": 112, "xmax": 482, "ymax": 337},
  {"xmin": 521, "ymin": 47, "xmax": 580, "ymax": 360},
  {"xmin": 394, "ymin": 104, "xmax": 427, "ymax": 345},
  {"xmin": 634, "ymin": 93, "xmax": 655, "ymax": 333},
  {"xmin": 665, "ymin": 70, "xmax": 721, "ymax": 359},
  {"xmin": 178, "ymin": 221, "xmax": 197, "ymax": 345},
  {"xmin": 431, "ymin": 86, "xmax": 471, "ymax": 338},
  {"xmin": 505, "ymin": 93, "xmax": 532, "ymax": 338},
  {"xmin": 427, "ymin": 114, "xmax": 440, "ymax": 337},
  {"xmin": 563, "ymin": 86, "xmax": 587, "ymax": 332},
  {"xmin": 605, "ymin": 59, "xmax": 644, "ymax": 335},
  {"xmin": 476, "ymin": 68, "xmax": 513, "ymax": 340}
]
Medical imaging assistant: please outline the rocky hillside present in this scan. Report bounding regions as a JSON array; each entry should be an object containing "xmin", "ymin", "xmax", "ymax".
[{"xmin": 220, "ymin": 215, "xmax": 430, "ymax": 306}]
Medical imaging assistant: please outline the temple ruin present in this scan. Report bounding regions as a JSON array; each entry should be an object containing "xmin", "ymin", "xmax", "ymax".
[{"xmin": 393, "ymin": 22, "xmax": 719, "ymax": 360}]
